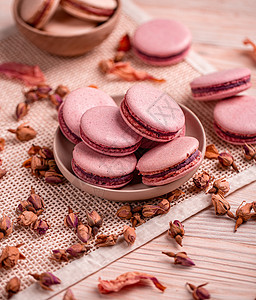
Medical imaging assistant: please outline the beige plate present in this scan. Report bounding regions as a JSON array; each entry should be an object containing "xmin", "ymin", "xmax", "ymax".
[{"xmin": 53, "ymin": 95, "xmax": 206, "ymax": 201}]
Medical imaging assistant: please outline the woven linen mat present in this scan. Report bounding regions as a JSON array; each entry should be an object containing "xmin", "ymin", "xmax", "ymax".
[{"xmin": 1, "ymin": 2, "xmax": 256, "ymax": 299}]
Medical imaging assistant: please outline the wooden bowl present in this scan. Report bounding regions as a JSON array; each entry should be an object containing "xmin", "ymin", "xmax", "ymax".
[{"xmin": 13, "ymin": 0, "xmax": 121, "ymax": 56}]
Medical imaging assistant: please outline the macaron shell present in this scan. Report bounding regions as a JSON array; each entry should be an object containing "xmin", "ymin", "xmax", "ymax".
[
  {"xmin": 63, "ymin": 87, "xmax": 116, "ymax": 138},
  {"xmin": 123, "ymin": 83, "xmax": 185, "ymax": 133},
  {"xmin": 72, "ymin": 142, "xmax": 137, "ymax": 178},
  {"xmin": 81, "ymin": 0, "xmax": 117, "ymax": 10},
  {"xmin": 214, "ymin": 95, "xmax": 256, "ymax": 136},
  {"xmin": 137, "ymin": 136, "xmax": 199, "ymax": 173},
  {"xmin": 133, "ymin": 19, "xmax": 191, "ymax": 58},
  {"xmin": 80, "ymin": 106, "xmax": 142, "ymax": 149}
]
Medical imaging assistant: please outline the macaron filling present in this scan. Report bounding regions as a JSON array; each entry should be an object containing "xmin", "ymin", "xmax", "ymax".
[
  {"xmin": 63, "ymin": 0, "xmax": 115, "ymax": 16},
  {"xmin": 58, "ymin": 105, "xmax": 81, "ymax": 144},
  {"xmin": 27, "ymin": 0, "xmax": 53, "ymax": 26},
  {"xmin": 191, "ymin": 75, "xmax": 251, "ymax": 97},
  {"xmin": 121, "ymin": 97, "xmax": 179, "ymax": 141},
  {"xmin": 141, "ymin": 149, "xmax": 201, "ymax": 181},
  {"xmin": 80, "ymin": 128, "xmax": 141, "ymax": 154},
  {"xmin": 72, "ymin": 159, "xmax": 133, "ymax": 187}
]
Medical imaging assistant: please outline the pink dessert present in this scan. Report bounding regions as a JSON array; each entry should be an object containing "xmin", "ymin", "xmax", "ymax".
[
  {"xmin": 137, "ymin": 136, "xmax": 202, "ymax": 186},
  {"xmin": 190, "ymin": 68, "xmax": 251, "ymax": 101},
  {"xmin": 213, "ymin": 95, "xmax": 256, "ymax": 145},
  {"xmin": 72, "ymin": 142, "xmax": 137, "ymax": 188},
  {"xmin": 20, "ymin": 0, "xmax": 60, "ymax": 29},
  {"xmin": 58, "ymin": 87, "xmax": 116, "ymax": 144},
  {"xmin": 132, "ymin": 19, "xmax": 192, "ymax": 66},
  {"xmin": 80, "ymin": 106, "xmax": 142, "ymax": 156},
  {"xmin": 120, "ymin": 83, "xmax": 185, "ymax": 142}
]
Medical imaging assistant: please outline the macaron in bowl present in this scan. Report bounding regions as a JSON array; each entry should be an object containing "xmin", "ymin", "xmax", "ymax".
[
  {"xmin": 132, "ymin": 19, "xmax": 192, "ymax": 66},
  {"xmin": 190, "ymin": 67, "xmax": 251, "ymax": 101},
  {"xmin": 58, "ymin": 87, "xmax": 116, "ymax": 144},
  {"xmin": 80, "ymin": 106, "xmax": 142, "ymax": 156},
  {"xmin": 120, "ymin": 83, "xmax": 185, "ymax": 142},
  {"xmin": 213, "ymin": 95, "xmax": 256, "ymax": 145},
  {"xmin": 72, "ymin": 142, "xmax": 137, "ymax": 188},
  {"xmin": 137, "ymin": 136, "xmax": 202, "ymax": 186},
  {"xmin": 60, "ymin": 0, "xmax": 117, "ymax": 22}
]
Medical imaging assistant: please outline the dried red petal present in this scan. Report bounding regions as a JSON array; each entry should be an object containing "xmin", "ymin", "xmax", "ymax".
[{"xmin": 117, "ymin": 34, "xmax": 131, "ymax": 52}]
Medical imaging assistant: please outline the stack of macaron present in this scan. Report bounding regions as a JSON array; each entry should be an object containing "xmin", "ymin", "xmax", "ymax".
[
  {"xmin": 59, "ymin": 84, "xmax": 202, "ymax": 189},
  {"xmin": 20, "ymin": 0, "xmax": 117, "ymax": 34},
  {"xmin": 190, "ymin": 67, "xmax": 256, "ymax": 145}
]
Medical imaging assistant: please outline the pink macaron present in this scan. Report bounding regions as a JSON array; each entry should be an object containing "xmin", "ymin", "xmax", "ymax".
[
  {"xmin": 213, "ymin": 95, "xmax": 256, "ymax": 145},
  {"xmin": 120, "ymin": 83, "xmax": 185, "ymax": 142},
  {"xmin": 60, "ymin": 0, "xmax": 117, "ymax": 22},
  {"xmin": 80, "ymin": 106, "xmax": 142, "ymax": 156},
  {"xmin": 20, "ymin": 0, "xmax": 60, "ymax": 29},
  {"xmin": 72, "ymin": 142, "xmax": 137, "ymax": 188},
  {"xmin": 190, "ymin": 68, "xmax": 251, "ymax": 101},
  {"xmin": 132, "ymin": 19, "xmax": 192, "ymax": 66},
  {"xmin": 58, "ymin": 87, "xmax": 116, "ymax": 144},
  {"xmin": 137, "ymin": 136, "xmax": 202, "ymax": 186}
]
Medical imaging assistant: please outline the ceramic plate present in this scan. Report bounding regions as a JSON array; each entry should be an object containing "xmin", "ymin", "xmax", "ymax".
[{"xmin": 53, "ymin": 95, "xmax": 206, "ymax": 201}]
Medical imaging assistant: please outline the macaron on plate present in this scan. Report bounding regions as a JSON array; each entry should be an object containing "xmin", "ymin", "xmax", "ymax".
[{"xmin": 54, "ymin": 95, "xmax": 206, "ymax": 201}]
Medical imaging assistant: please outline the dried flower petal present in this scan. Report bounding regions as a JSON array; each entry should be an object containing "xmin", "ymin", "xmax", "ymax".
[
  {"xmin": 64, "ymin": 207, "xmax": 79, "ymax": 230},
  {"xmin": 51, "ymin": 249, "xmax": 69, "ymax": 262},
  {"xmin": 116, "ymin": 205, "xmax": 132, "ymax": 220},
  {"xmin": 167, "ymin": 189, "xmax": 185, "ymax": 202},
  {"xmin": 99, "ymin": 59, "xmax": 165, "ymax": 83},
  {"xmin": 0, "ymin": 62, "xmax": 45, "ymax": 86},
  {"xmin": 123, "ymin": 225, "xmax": 136, "ymax": 245},
  {"xmin": 243, "ymin": 143, "xmax": 256, "ymax": 160},
  {"xmin": 17, "ymin": 211, "xmax": 38, "ymax": 227},
  {"xmin": 243, "ymin": 38, "xmax": 256, "ymax": 60},
  {"xmin": 205, "ymin": 144, "xmax": 219, "ymax": 159},
  {"xmin": 29, "ymin": 272, "xmax": 61, "ymax": 291},
  {"xmin": 63, "ymin": 288, "xmax": 77, "ymax": 300},
  {"xmin": 211, "ymin": 193, "xmax": 231, "ymax": 215},
  {"xmin": 162, "ymin": 251, "xmax": 195, "ymax": 266},
  {"xmin": 6, "ymin": 276, "xmax": 21, "ymax": 298},
  {"xmin": 98, "ymin": 271, "xmax": 166, "ymax": 294},
  {"xmin": 66, "ymin": 243, "xmax": 89, "ymax": 257},
  {"xmin": 55, "ymin": 85, "xmax": 70, "ymax": 98},
  {"xmin": 186, "ymin": 282, "xmax": 210, "ymax": 300},
  {"xmin": 0, "ymin": 214, "xmax": 13, "ymax": 240},
  {"xmin": 234, "ymin": 201, "xmax": 254, "ymax": 232},
  {"xmin": 131, "ymin": 213, "xmax": 145, "ymax": 227},
  {"xmin": 95, "ymin": 234, "xmax": 119, "ymax": 247},
  {"xmin": 117, "ymin": 34, "xmax": 131, "ymax": 52},
  {"xmin": 8, "ymin": 123, "xmax": 37, "ymax": 141},
  {"xmin": 168, "ymin": 220, "xmax": 185, "ymax": 246},
  {"xmin": 15, "ymin": 102, "xmax": 30, "ymax": 121},
  {"xmin": 208, "ymin": 178, "xmax": 230, "ymax": 195},
  {"xmin": 0, "ymin": 244, "xmax": 25, "ymax": 268},
  {"xmin": 218, "ymin": 152, "xmax": 239, "ymax": 172},
  {"xmin": 76, "ymin": 221, "xmax": 92, "ymax": 243},
  {"xmin": 193, "ymin": 171, "xmax": 211, "ymax": 190},
  {"xmin": 0, "ymin": 168, "xmax": 7, "ymax": 179},
  {"xmin": 32, "ymin": 219, "xmax": 50, "ymax": 235}
]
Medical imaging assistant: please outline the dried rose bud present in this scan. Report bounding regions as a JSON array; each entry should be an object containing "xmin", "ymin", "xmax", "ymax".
[
  {"xmin": 211, "ymin": 193, "xmax": 231, "ymax": 215},
  {"xmin": 131, "ymin": 213, "xmax": 145, "ymax": 227},
  {"xmin": 45, "ymin": 171, "xmax": 64, "ymax": 184},
  {"xmin": 86, "ymin": 210, "xmax": 102, "ymax": 229},
  {"xmin": 32, "ymin": 219, "xmax": 50, "ymax": 235},
  {"xmin": 24, "ymin": 90, "xmax": 38, "ymax": 103},
  {"xmin": 17, "ymin": 200, "xmax": 34, "ymax": 214},
  {"xmin": 31, "ymin": 155, "xmax": 48, "ymax": 173},
  {"xmin": 6, "ymin": 276, "xmax": 21, "ymax": 298},
  {"xmin": 205, "ymin": 144, "xmax": 219, "ymax": 159},
  {"xmin": 64, "ymin": 207, "xmax": 78, "ymax": 230},
  {"xmin": 76, "ymin": 221, "xmax": 92, "ymax": 243},
  {"xmin": 63, "ymin": 288, "xmax": 77, "ymax": 300},
  {"xmin": 131, "ymin": 205, "xmax": 143, "ymax": 213},
  {"xmin": 162, "ymin": 251, "xmax": 195, "ymax": 266},
  {"xmin": 186, "ymin": 282, "xmax": 210, "ymax": 300},
  {"xmin": 218, "ymin": 152, "xmax": 239, "ymax": 172},
  {"xmin": 28, "ymin": 144, "xmax": 41, "ymax": 156},
  {"xmin": 22, "ymin": 157, "xmax": 32, "ymax": 168},
  {"xmin": 168, "ymin": 220, "xmax": 185, "ymax": 246},
  {"xmin": 27, "ymin": 188, "xmax": 45, "ymax": 215},
  {"xmin": 36, "ymin": 83, "xmax": 52, "ymax": 95},
  {"xmin": 49, "ymin": 94, "xmax": 63, "ymax": 109},
  {"xmin": 0, "ymin": 168, "xmax": 7, "ymax": 179},
  {"xmin": 0, "ymin": 214, "xmax": 13, "ymax": 240},
  {"xmin": 15, "ymin": 102, "xmax": 30, "ymax": 121},
  {"xmin": 0, "ymin": 137, "xmax": 5, "ymax": 151},
  {"xmin": 142, "ymin": 205, "xmax": 160, "ymax": 218},
  {"xmin": 252, "ymin": 201, "xmax": 256, "ymax": 212},
  {"xmin": 38, "ymin": 147, "xmax": 53, "ymax": 159},
  {"xmin": 0, "ymin": 244, "xmax": 25, "ymax": 268},
  {"xmin": 123, "ymin": 225, "xmax": 136, "ymax": 245},
  {"xmin": 208, "ymin": 178, "xmax": 230, "ymax": 195},
  {"xmin": 158, "ymin": 199, "xmax": 170, "ymax": 214},
  {"xmin": 17, "ymin": 211, "xmax": 38, "ymax": 227},
  {"xmin": 8, "ymin": 123, "xmax": 37, "ymax": 142},
  {"xmin": 114, "ymin": 51, "xmax": 125, "ymax": 62},
  {"xmin": 29, "ymin": 272, "xmax": 61, "ymax": 291},
  {"xmin": 234, "ymin": 201, "xmax": 254, "ymax": 232},
  {"xmin": 243, "ymin": 143, "xmax": 256, "ymax": 160},
  {"xmin": 51, "ymin": 249, "xmax": 69, "ymax": 262},
  {"xmin": 95, "ymin": 234, "xmax": 119, "ymax": 247},
  {"xmin": 193, "ymin": 171, "xmax": 211, "ymax": 190},
  {"xmin": 55, "ymin": 85, "xmax": 70, "ymax": 97},
  {"xmin": 168, "ymin": 189, "xmax": 185, "ymax": 202},
  {"xmin": 116, "ymin": 205, "xmax": 132, "ymax": 220},
  {"xmin": 47, "ymin": 159, "xmax": 58, "ymax": 171},
  {"xmin": 66, "ymin": 243, "xmax": 89, "ymax": 258}
]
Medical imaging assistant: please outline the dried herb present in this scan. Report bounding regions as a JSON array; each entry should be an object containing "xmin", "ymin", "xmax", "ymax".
[
  {"xmin": 0, "ymin": 244, "xmax": 25, "ymax": 268},
  {"xmin": 123, "ymin": 225, "xmax": 136, "ymax": 245},
  {"xmin": 0, "ymin": 214, "xmax": 13, "ymax": 240},
  {"xmin": 15, "ymin": 102, "xmax": 30, "ymax": 121},
  {"xmin": 29, "ymin": 272, "xmax": 61, "ymax": 291},
  {"xmin": 208, "ymin": 178, "xmax": 230, "ymax": 195},
  {"xmin": 205, "ymin": 144, "xmax": 219, "ymax": 159},
  {"xmin": 66, "ymin": 243, "xmax": 89, "ymax": 258},
  {"xmin": 162, "ymin": 251, "xmax": 195, "ymax": 266},
  {"xmin": 98, "ymin": 271, "xmax": 166, "ymax": 294},
  {"xmin": 167, "ymin": 189, "xmax": 185, "ymax": 202},
  {"xmin": 8, "ymin": 123, "xmax": 37, "ymax": 141},
  {"xmin": 186, "ymin": 282, "xmax": 210, "ymax": 300},
  {"xmin": 5, "ymin": 277, "xmax": 21, "ymax": 299},
  {"xmin": 64, "ymin": 207, "xmax": 79, "ymax": 230},
  {"xmin": 233, "ymin": 201, "xmax": 255, "ymax": 232},
  {"xmin": 51, "ymin": 249, "xmax": 69, "ymax": 262},
  {"xmin": 168, "ymin": 220, "xmax": 185, "ymax": 246},
  {"xmin": 63, "ymin": 288, "xmax": 77, "ymax": 300},
  {"xmin": 0, "ymin": 138, "xmax": 5, "ymax": 151},
  {"xmin": 76, "ymin": 220, "xmax": 92, "ymax": 243},
  {"xmin": 116, "ymin": 205, "xmax": 132, "ymax": 220},
  {"xmin": 193, "ymin": 171, "xmax": 211, "ymax": 190},
  {"xmin": 86, "ymin": 210, "xmax": 102, "ymax": 236},
  {"xmin": 218, "ymin": 152, "xmax": 239, "ymax": 172},
  {"xmin": 95, "ymin": 234, "xmax": 119, "ymax": 247},
  {"xmin": 17, "ymin": 211, "xmax": 38, "ymax": 227},
  {"xmin": 243, "ymin": 143, "xmax": 256, "ymax": 160}
]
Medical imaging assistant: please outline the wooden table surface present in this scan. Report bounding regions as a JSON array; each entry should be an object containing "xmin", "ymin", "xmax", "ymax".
[{"xmin": 1, "ymin": 1, "xmax": 256, "ymax": 299}]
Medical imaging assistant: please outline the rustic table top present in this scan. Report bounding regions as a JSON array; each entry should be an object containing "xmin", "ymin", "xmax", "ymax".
[{"xmin": 1, "ymin": 1, "xmax": 256, "ymax": 299}]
